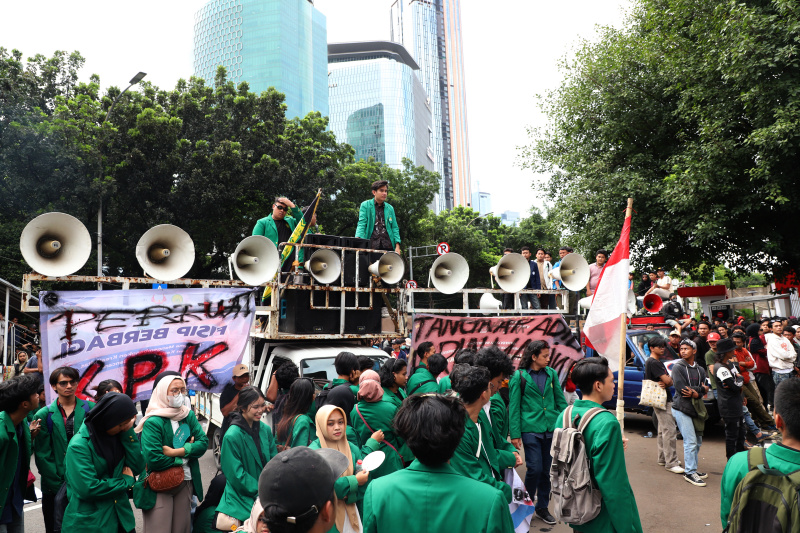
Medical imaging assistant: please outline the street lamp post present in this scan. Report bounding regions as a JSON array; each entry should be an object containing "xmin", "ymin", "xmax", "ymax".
[
  {"xmin": 97, "ymin": 72, "xmax": 146, "ymax": 288},
  {"xmin": 467, "ymin": 212, "xmax": 492, "ymax": 226}
]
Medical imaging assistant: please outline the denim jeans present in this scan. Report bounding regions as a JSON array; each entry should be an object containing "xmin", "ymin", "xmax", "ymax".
[
  {"xmin": 0, "ymin": 513, "xmax": 24, "ymax": 533},
  {"xmin": 742, "ymin": 405, "xmax": 759, "ymax": 436},
  {"xmin": 671, "ymin": 407, "xmax": 702, "ymax": 474},
  {"xmin": 519, "ymin": 294, "xmax": 536, "ymax": 310},
  {"xmin": 521, "ymin": 433, "xmax": 552, "ymax": 511},
  {"xmin": 772, "ymin": 371, "xmax": 794, "ymax": 388}
]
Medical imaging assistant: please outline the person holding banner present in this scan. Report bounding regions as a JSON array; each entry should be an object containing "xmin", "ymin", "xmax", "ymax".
[
  {"xmin": 217, "ymin": 387, "xmax": 278, "ymax": 529},
  {"xmin": 33, "ymin": 366, "xmax": 95, "ymax": 533},
  {"xmin": 508, "ymin": 340, "xmax": 567, "ymax": 526},
  {"xmin": 351, "ymin": 371, "xmax": 410, "ymax": 478},
  {"xmin": 62, "ymin": 392, "xmax": 143, "ymax": 533},
  {"xmin": 134, "ymin": 376, "xmax": 209, "ymax": 533},
  {"xmin": 252, "ymin": 196, "xmax": 305, "ymax": 271},
  {"xmin": 362, "ymin": 394, "xmax": 514, "ymax": 533}
]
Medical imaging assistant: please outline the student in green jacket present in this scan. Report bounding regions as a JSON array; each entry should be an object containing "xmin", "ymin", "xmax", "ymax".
[
  {"xmin": 321, "ymin": 352, "xmax": 361, "ymax": 448},
  {"xmin": 475, "ymin": 346, "xmax": 520, "ymax": 464},
  {"xmin": 354, "ymin": 180, "xmax": 402, "ymax": 254},
  {"xmin": 252, "ymin": 196, "xmax": 305, "ymax": 264},
  {"xmin": 508, "ymin": 340, "xmax": 567, "ymax": 526},
  {"xmin": 217, "ymin": 386, "xmax": 278, "ymax": 528},
  {"xmin": 555, "ymin": 357, "xmax": 642, "ymax": 533},
  {"xmin": 410, "ymin": 341, "xmax": 434, "ymax": 375},
  {"xmin": 450, "ymin": 366, "xmax": 515, "ymax": 502},
  {"xmin": 720, "ymin": 377, "xmax": 800, "ymax": 529},
  {"xmin": 192, "ymin": 474, "xmax": 227, "ymax": 533},
  {"xmin": 363, "ymin": 394, "xmax": 514, "ymax": 533},
  {"xmin": 275, "ymin": 378, "xmax": 316, "ymax": 450},
  {"xmin": 437, "ymin": 349, "xmax": 476, "ymax": 394},
  {"xmin": 351, "ymin": 370, "xmax": 410, "ymax": 478},
  {"xmin": 63, "ymin": 392, "xmax": 143, "ymax": 533},
  {"xmin": 134, "ymin": 374, "xmax": 209, "ymax": 533},
  {"xmin": 310, "ymin": 405, "xmax": 384, "ymax": 533},
  {"xmin": 0, "ymin": 375, "xmax": 40, "ymax": 531},
  {"xmin": 406, "ymin": 353, "xmax": 447, "ymax": 396},
  {"xmin": 33, "ymin": 366, "xmax": 95, "ymax": 533},
  {"xmin": 378, "ymin": 358, "xmax": 407, "ymax": 409}
]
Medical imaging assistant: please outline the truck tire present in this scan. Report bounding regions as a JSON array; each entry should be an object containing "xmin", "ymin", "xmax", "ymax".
[{"xmin": 207, "ymin": 425, "xmax": 222, "ymax": 470}]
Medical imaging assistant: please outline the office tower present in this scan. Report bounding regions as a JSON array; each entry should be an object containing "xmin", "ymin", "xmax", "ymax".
[
  {"xmin": 501, "ymin": 211, "xmax": 520, "ymax": 226},
  {"xmin": 328, "ymin": 41, "xmax": 434, "ymax": 172},
  {"xmin": 389, "ymin": 0, "xmax": 472, "ymax": 212},
  {"xmin": 194, "ymin": 0, "xmax": 328, "ymax": 120},
  {"xmin": 471, "ymin": 187, "xmax": 492, "ymax": 217}
]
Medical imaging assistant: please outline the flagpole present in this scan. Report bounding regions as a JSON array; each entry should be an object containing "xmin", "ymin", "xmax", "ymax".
[{"xmin": 616, "ymin": 198, "xmax": 634, "ymax": 431}]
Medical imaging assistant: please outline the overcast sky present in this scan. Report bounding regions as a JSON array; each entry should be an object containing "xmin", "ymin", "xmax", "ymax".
[{"xmin": 3, "ymin": 0, "xmax": 631, "ymax": 218}]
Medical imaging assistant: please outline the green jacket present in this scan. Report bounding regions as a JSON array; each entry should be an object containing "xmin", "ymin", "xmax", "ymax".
[
  {"xmin": 720, "ymin": 443, "xmax": 800, "ymax": 528},
  {"xmin": 489, "ymin": 393, "xmax": 510, "ymax": 440},
  {"xmin": 33, "ymin": 398, "xmax": 94, "ymax": 494},
  {"xmin": 252, "ymin": 206, "xmax": 305, "ymax": 262},
  {"xmin": 555, "ymin": 400, "xmax": 642, "ymax": 533},
  {"xmin": 63, "ymin": 425, "xmax": 144, "ymax": 533},
  {"xmin": 363, "ymin": 460, "xmax": 514, "ymax": 533},
  {"xmin": 382, "ymin": 388, "xmax": 406, "ymax": 410},
  {"xmin": 406, "ymin": 368, "xmax": 438, "ymax": 396},
  {"xmin": 310, "ymin": 437, "xmax": 381, "ymax": 532},
  {"xmin": 133, "ymin": 411, "xmax": 209, "ymax": 510},
  {"xmin": 355, "ymin": 200, "xmax": 401, "ymax": 247},
  {"xmin": 193, "ymin": 506, "xmax": 217, "ymax": 533},
  {"xmin": 508, "ymin": 367, "xmax": 567, "ymax": 438},
  {"xmin": 0, "ymin": 411, "xmax": 32, "ymax": 519},
  {"xmin": 437, "ymin": 375, "xmax": 452, "ymax": 394},
  {"xmin": 218, "ymin": 420, "xmax": 278, "ymax": 521},
  {"xmin": 278, "ymin": 413, "xmax": 314, "ymax": 448},
  {"xmin": 450, "ymin": 413, "xmax": 512, "ymax": 503},
  {"xmin": 324, "ymin": 378, "xmax": 360, "ymax": 396},
  {"xmin": 350, "ymin": 399, "xmax": 412, "ymax": 478}
]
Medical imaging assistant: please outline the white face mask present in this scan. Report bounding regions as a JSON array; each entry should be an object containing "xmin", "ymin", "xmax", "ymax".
[{"xmin": 169, "ymin": 393, "xmax": 185, "ymax": 409}]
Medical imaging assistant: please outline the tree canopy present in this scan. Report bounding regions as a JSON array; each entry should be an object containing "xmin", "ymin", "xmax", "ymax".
[{"xmin": 520, "ymin": 0, "xmax": 800, "ymax": 279}]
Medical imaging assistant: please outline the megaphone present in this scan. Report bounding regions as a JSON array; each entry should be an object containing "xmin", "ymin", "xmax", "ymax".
[
  {"xmin": 233, "ymin": 236, "xmax": 280, "ymax": 286},
  {"xmin": 304, "ymin": 249, "xmax": 342, "ymax": 284},
  {"xmin": 19, "ymin": 212, "xmax": 92, "ymax": 276},
  {"xmin": 489, "ymin": 253, "xmax": 530, "ymax": 293},
  {"xmin": 627, "ymin": 289, "xmax": 637, "ymax": 315},
  {"xmin": 136, "ymin": 224, "xmax": 195, "ymax": 282},
  {"xmin": 480, "ymin": 293, "xmax": 503, "ymax": 310},
  {"xmin": 429, "ymin": 253, "xmax": 469, "ymax": 294},
  {"xmin": 578, "ymin": 295, "xmax": 593, "ymax": 310},
  {"xmin": 643, "ymin": 293, "xmax": 663, "ymax": 313},
  {"xmin": 549, "ymin": 253, "xmax": 590, "ymax": 291},
  {"xmin": 368, "ymin": 252, "xmax": 405, "ymax": 285}
]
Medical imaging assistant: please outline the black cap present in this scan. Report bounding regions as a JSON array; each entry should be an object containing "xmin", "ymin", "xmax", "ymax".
[
  {"xmin": 716, "ymin": 338, "xmax": 736, "ymax": 354},
  {"xmin": 259, "ymin": 447, "xmax": 348, "ymax": 529},
  {"xmin": 392, "ymin": 338, "xmax": 404, "ymax": 345}
]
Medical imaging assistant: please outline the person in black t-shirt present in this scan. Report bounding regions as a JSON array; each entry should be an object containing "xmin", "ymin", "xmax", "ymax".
[
  {"xmin": 643, "ymin": 336, "xmax": 683, "ymax": 473},
  {"xmin": 714, "ymin": 338, "xmax": 746, "ymax": 460},
  {"xmin": 220, "ymin": 364, "xmax": 250, "ymax": 418}
]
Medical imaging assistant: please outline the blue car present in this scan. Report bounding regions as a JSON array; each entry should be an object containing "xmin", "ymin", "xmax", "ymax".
[{"xmin": 585, "ymin": 329, "xmax": 720, "ymax": 424}]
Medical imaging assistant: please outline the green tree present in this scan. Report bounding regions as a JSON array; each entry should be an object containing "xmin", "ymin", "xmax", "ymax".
[{"xmin": 520, "ymin": 0, "xmax": 800, "ymax": 279}]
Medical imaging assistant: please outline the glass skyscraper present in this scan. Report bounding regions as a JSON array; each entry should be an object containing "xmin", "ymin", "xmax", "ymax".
[
  {"xmin": 193, "ymin": 0, "xmax": 328, "ymax": 120},
  {"xmin": 389, "ymin": 0, "xmax": 472, "ymax": 212},
  {"xmin": 328, "ymin": 42, "xmax": 434, "ymax": 173}
]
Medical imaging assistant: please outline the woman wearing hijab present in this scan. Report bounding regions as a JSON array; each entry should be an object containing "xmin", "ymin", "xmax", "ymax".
[
  {"xmin": 216, "ymin": 386, "xmax": 278, "ymax": 529},
  {"xmin": 63, "ymin": 392, "xmax": 143, "ymax": 533},
  {"xmin": 275, "ymin": 378, "xmax": 316, "ymax": 449},
  {"xmin": 234, "ymin": 499, "xmax": 268, "ymax": 533},
  {"xmin": 350, "ymin": 371, "xmax": 410, "ymax": 478},
  {"xmin": 309, "ymin": 405, "xmax": 383, "ymax": 533},
  {"xmin": 134, "ymin": 374, "xmax": 209, "ymax": 533}
]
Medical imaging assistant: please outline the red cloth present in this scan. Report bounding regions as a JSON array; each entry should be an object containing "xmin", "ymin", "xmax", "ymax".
[
  {"xmin": 750, "ymin": 335, "xmax": 770, "ymax": 374},
  {"xmin": 734, "ymin": 347, "xmax": 755, "ymax": 384}
]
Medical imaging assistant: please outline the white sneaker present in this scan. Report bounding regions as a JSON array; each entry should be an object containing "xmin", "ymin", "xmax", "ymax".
[{"xmin": 666, "ymin": 465, "xmax": 685, "ymax": 474}]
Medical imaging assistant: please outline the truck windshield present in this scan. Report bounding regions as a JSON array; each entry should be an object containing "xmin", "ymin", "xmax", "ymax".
[{"xmin": 301, "ymin": 356, "xmax": 388, "ymax": 381}]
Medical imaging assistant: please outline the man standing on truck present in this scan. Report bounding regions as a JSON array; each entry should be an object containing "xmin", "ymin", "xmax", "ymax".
[
  {"xmin": 220, "ymin": 364, "xmax": 250, "ymax": 417},
  {"xmin": 355, "ymin": 180, "xmax": 402, "ymax": 254},
  {"xmin": 252, "ymin": 196, "xmax": 304, "ymax": 271}
]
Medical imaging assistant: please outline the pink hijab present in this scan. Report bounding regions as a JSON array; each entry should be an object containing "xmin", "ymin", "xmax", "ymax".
[
  {"xmin": 134, "ymin": 375, "xmax": 191, "ymax": 433},
  {"xmin": 358, "ymin": 370, "xmax": 383, "ymax": 402}
]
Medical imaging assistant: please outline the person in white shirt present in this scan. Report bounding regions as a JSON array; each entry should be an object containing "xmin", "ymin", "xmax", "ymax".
[
  {"xmin": 646, "ymin": 267, "xmax": 673, "ymax": 300},
  {"xmin": 765, "ymin": 320, "xmax": 797, "ymax": 388}
]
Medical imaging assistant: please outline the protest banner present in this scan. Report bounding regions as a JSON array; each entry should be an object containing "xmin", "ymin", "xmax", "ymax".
[
  {"xmin": 411, "ymin": 314, "xmax": 584, "ymax": 382},
  {"xmin": 39, "ymin": 287, "xmax": 256, "ymax": 403}
]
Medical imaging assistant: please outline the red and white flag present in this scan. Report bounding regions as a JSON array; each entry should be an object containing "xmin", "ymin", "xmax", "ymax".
[{"xmin": 584, "ymin": 211, "xmax": 631, "ymax": 372}]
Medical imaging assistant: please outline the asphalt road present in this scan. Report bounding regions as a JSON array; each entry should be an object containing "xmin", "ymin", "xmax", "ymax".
[{"xmin": 23, "ymin": 413, "xmax": 738, "ymax": 533}]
